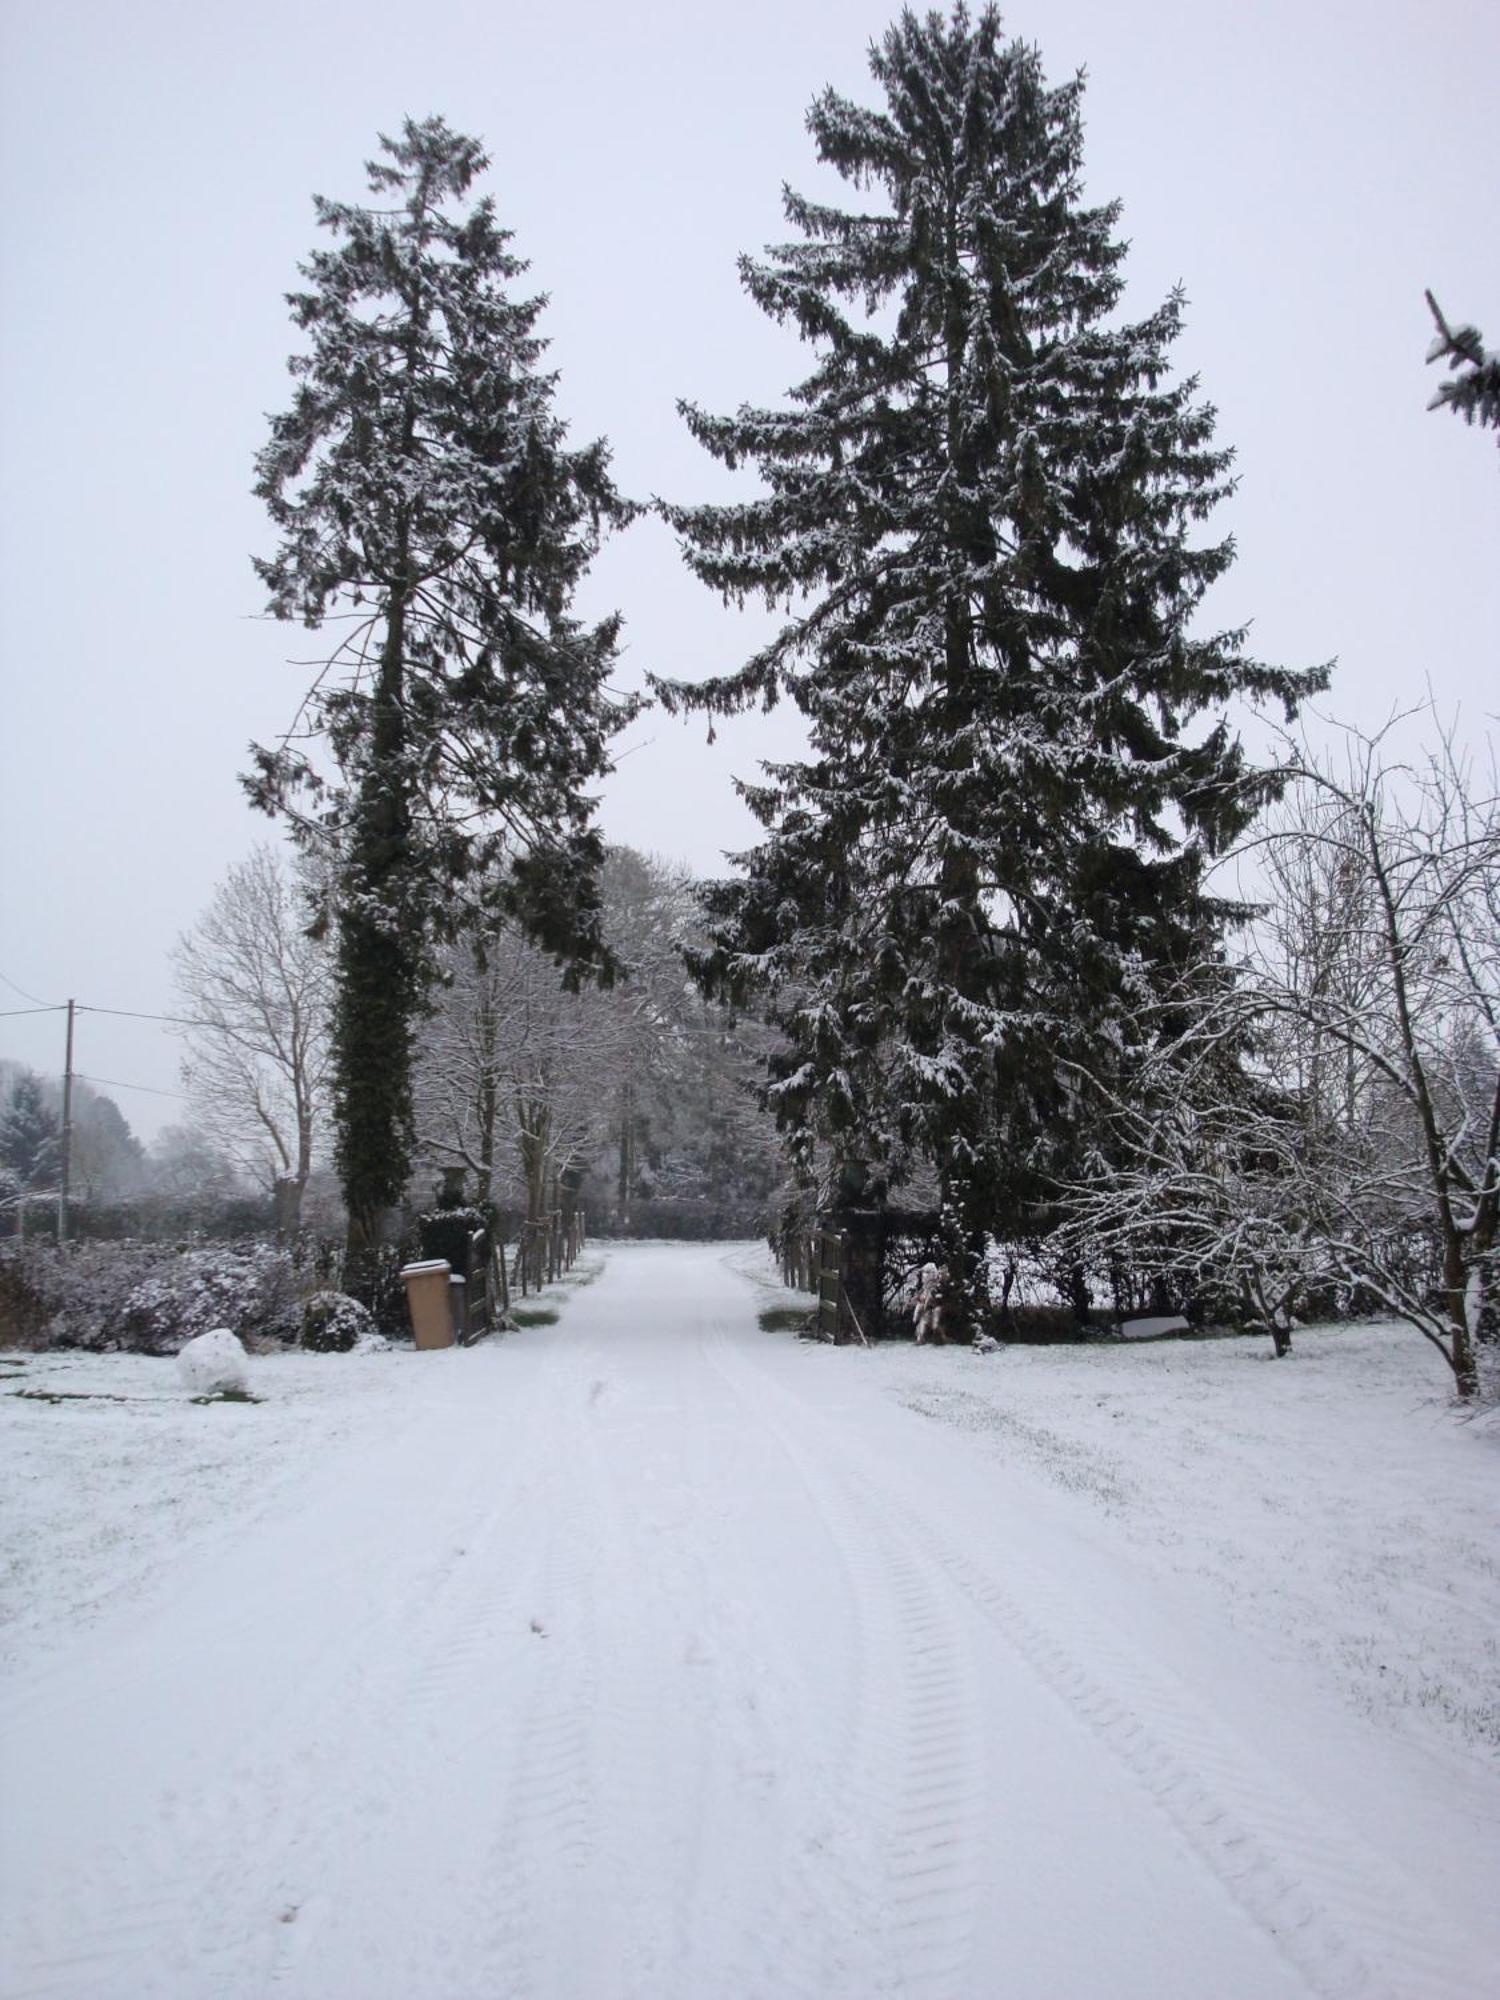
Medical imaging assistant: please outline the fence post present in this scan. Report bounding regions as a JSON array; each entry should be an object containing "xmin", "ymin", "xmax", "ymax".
[
  {"xmin": 468, "ymin": 1226, "xmax": 489, "ymax": 1333},
  {"xmin": 818, "ymin": 1228, "xmax": 846, "ymax": 1342},
  {"xmin": 494, "ymin": 1232, "xmax": 510, "ymax": 1316}
]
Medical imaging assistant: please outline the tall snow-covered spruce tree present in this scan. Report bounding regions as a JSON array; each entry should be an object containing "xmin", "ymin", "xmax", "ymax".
[
  {"xmin": 660, "ymin": 6, "xmax": 1325, "ymax": 1331},
  {"xmin": 250, "ymin": 117, "xmax": 634, "ymax": 1298}
]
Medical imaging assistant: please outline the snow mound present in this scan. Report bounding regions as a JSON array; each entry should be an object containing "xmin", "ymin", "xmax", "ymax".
[
  {"xmin": 1119, "ymin": 1314, "xmax": 1189, "ymax": 1341},
  {"xmin": 177, "ymin": 1327, "xmax": 249, "ymax": 1396}
]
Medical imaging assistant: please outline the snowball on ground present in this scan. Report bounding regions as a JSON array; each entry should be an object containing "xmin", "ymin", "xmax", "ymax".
[{"xmin": 177, "ymin": 1327, "xmax": 249, "ymax": 1395}]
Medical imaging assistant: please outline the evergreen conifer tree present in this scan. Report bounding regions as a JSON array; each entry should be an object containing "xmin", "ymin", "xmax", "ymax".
[
  {"xmin": 1425, "ymin": 291, "xmax": 1500, "ymax": 444},
  {"xmin": 0, "ymin": 1070, "xmax": 59, "ymax": 1189},
  {"xmin": 660, "ymin": 6, "xmax": 1325, "ymax": 1330},
  {"xmin": 250, "ymin": 118, "xmax": 635, "ymax": 1297}
]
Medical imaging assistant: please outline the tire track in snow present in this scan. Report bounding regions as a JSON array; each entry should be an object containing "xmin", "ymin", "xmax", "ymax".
[
  {"xmin": 705, "ymin": 1324, "xmax": 987, "ymax": 2000},
  {"xmin": 602, "ymin": 1315, "xmax": 889, "ymax": 2000},
  {"xmin": 597, "ymin": 1362, "xmax": 734, "ymax": 2000},
  {"xmin": 257, "ymin": 1503, "xmax": 559, "ymax": 1997},
  {"xmin": 723, "ymin": 1321, "xmax": 1475, "ymax": 2000},
  {"xmin": 890, "ymin": 1501, "xmax": 1477, "ymax": 2000},
  {"xmin": 515, "ymin": 1350, "xmax": 782, "ymax": 2000},
  {"xmin": 615, "ymin": 1341, "xmax": 847, "ymax": 2000},
  {"xmin": 204, "ymin": 1397, "xmax": 568, "ymax": 1998},
  {"xmin": 304, "ymin": 1332, "xmax": 615, "ymax": 2000},
  {"xmin": 475, "ymin": 1370, "xmax": 622, "ymax": 2000}
]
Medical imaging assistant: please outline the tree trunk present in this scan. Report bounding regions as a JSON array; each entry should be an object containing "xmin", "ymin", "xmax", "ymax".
[
  {"xmin": 837, "ymin": 1208, "xmax": 885, "ymax": 1342},
  {"xmin": 343, "ymin": 1201, "xmax": 384, "ymax": 1318},
  {"xmin": 273, "ymin": 1173, "xmax": 303, "ymax": 1241},
  {"xmin": 1449, "ymin": 1301, "xmax": 1479, "ymax": 1401},
  {"xmin": 475, "ymin": 984, "xmax": 498, "ymax": 1210},
  {"xmin": 617, "ymin": 1080, "xmax": 634, "ymax": 1228}
]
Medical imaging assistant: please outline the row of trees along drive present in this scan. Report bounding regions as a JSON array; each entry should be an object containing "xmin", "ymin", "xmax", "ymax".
[{"xmin": 239, "ymin": 9, "xmax": 1491, "ymax": 1383}]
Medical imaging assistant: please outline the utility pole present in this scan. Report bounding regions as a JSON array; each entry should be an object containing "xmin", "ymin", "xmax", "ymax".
[{"xmin": 57, "ymin": 998, "xmax": 75, "ymax": 1244}]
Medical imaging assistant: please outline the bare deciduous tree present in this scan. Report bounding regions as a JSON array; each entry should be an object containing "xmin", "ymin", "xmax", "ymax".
[
  {"xmin": 172, "ymin": 845, "xmax": 332, "ymax": 1232},
  {"xmin": 417, "ymin": 918, "xmax": 617, "ymax": 1227},
  {"xmin": 1249, "ymin": 726, "xmax": 1499, "ymax": 1397},
  {"xmin": 414, "ymin": 849, "xmax": 781, "ymax": 1233},
  {"xmin": 1058, "ymin": 996, "xmax": 1326, "ymax": 1358},
  {"xmin": 1066, "ymin": 717, "xmax": 1498, "ymax": 1397}
]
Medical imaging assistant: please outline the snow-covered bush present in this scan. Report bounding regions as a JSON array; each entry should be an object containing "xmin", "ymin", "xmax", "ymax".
[
  {"xmin": 0, "ymin": 1246, "xmax": 51, "ymax": 1345},
  {"xmin": 178, "ymin": 1326, "xmax": 249, "ymax": 1395},
  {"xmin": 4, "ymin": 1240, "xmax": 300, "ymax": 1353},
  {"xmin": 300, "ymin": 1289, "xmax": 372, "ymax": 1353},
  {"xmin": 118, "ymin": 1244, "xmax": 299, "ymax": 1354},
  {"xmin": 14, "ymin": 1242, "xmax": 171, "ymax": 1351}
]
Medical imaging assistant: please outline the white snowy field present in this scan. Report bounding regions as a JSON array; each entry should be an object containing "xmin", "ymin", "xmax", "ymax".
[{"xmin": 1, "ymin": 1243, "xmax": 1496, "ymax": 2000}]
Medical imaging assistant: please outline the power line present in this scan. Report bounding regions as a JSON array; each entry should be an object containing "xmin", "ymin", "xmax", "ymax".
[
  {"xmin": 0, "ymin": 969, "xmax": 58, "ymax": 1008},
  {"xmin": 22, "ymin": 1067, "xmax": 189, "ymax": 1103},
  {"xmin": 2, "ymin": 992, "xmax": 229, "ymax": 1109},
  {"xmin": 74, "ymin": 1071, "xmax": 188, "ymax": 1102},
  {"xmin": 1, "ymin": 983, "xmax": 218, "ymax": 1029},
  {"xmin": 79, "ymin": 1004, "xmax": 213, "ymax": 1029}
]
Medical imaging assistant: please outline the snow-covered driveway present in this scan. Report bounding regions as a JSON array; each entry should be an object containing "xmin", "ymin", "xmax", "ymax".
[{"xmin": 1, "ymin": 1243, "xmax": 1494, "ymax": 1999}]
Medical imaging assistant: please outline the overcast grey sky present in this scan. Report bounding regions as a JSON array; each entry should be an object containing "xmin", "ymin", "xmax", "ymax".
[{"xmin": 2, "ymin": 0, "xmax": 1496, "ymax": 1139}]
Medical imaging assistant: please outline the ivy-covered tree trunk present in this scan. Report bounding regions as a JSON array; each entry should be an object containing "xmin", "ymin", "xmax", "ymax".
[{"xmin": 335, "ymin": 591, "xmax": 422, "ymax": 1294}]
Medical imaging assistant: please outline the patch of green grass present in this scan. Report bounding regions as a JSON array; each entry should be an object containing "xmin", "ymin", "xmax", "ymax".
[
  {"xmin": 759, "ymin": 1306, "xmax": 812, "ymax": 1335},
  {"xmin": 191, "ymin": 1387, "xmax": 262, "ymax": 1405},
  {"xmin": 510, "ymin": 1306, "xmax": 560, "ymax": 1328}
]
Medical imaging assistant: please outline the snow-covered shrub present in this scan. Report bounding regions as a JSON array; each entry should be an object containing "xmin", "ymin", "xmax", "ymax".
[
  {"xmin": 0, "ymin": 1247, "xmax": 51, "ymax": 1346},
  {"xmin": 18, "ymin": 1242, "xmax": 171, "ymax": 1351},
  {"xmin": 119, "ymin": 1243, "xmax": 299, "ymax": 1354},
  {"xmin": 300, "ymin": 1289, "xmax": 372, "ymax": 1353},
  {"xmin": 3, "ymin": 1242, "xmax": 302, "ymax": 1353},
  {"xmin": 178, "ymin": 1326, "xmax": 249, "ymax": 1395}
]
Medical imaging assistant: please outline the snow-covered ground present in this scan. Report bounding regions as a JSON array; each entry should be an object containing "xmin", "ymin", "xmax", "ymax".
[{"xmin": 1, "ymin": 1242, "xmax": 1495, "ymax": 1998}]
